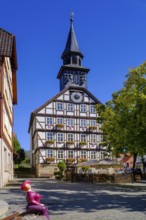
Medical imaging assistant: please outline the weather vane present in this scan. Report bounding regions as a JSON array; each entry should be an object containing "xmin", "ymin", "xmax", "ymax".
[{"xmin": 70, "ymin": 11, "xmax": 74, "ymax": 23}]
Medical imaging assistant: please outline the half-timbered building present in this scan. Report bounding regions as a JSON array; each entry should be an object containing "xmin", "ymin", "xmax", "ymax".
[
  {"xmin": 0, "ymin": 29, "xmax": 18, "ymax": 187},
  {"xmin": 29, "ymin": 16, "xmax": 105, "ymax": 177}
]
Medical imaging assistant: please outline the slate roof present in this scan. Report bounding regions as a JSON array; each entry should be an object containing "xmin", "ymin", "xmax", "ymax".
[{"xmin": 62, "ymin": 17, "xmax": 83, "ymax": 58}]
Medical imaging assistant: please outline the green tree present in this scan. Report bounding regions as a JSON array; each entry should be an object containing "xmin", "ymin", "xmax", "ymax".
[
  {"xmin": 96, "ymin": 62, "xmax": 146, "ymax": 173},
  {"xmin": 13, "ymin": 134, "xmax": 26, "ymax": 165},
  {"xmin": 57, "ymin": 161, "xmax": 66, "ymax": 179},
  {"xmin": 13, "ymin": 134, "xmax": 21, "ymax": 152}
]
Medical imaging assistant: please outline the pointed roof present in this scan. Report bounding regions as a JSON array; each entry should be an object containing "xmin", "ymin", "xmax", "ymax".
[{"xmin": 62, "ymin": 13, "xmax": 83, "ymax": 58}]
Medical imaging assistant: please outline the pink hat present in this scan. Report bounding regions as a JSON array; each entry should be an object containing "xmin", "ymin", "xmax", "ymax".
[{"xmin": 20, "ymin": 180, "xmax": 31, "ymax": 191}]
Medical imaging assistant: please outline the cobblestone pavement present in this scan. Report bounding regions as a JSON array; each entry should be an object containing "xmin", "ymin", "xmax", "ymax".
[{"xmin": 0, "ymin": 178, "xmax": 146, "ymax": 220}]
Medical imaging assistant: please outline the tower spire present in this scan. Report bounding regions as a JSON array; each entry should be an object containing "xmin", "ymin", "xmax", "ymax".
[{"xmin": 61, "ymin": 13, "xmax": 83, "ymax": 60}]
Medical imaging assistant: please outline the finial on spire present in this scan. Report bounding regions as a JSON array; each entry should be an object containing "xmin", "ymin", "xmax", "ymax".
[{"xmin": 70, "ymin": 11, "xmax": 74, "ymax": 26}]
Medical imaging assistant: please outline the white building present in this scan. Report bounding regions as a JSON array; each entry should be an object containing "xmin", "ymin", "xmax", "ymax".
[
  {"xmin": 0, "ymin": 29, "xmax": 18, "ymax": 187},
  {"xmin": 28, "ymin": 16, "xmax": 105, "ymax": 177}
]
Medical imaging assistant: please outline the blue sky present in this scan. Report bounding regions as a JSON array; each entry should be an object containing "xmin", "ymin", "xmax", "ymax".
[{"xmin": 1, "ymin": 0, "xmax": 146, "ymax": 150}]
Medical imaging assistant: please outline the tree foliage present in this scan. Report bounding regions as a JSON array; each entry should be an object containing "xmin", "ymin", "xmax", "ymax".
[
  {"xmin": 96, "ymin": 62, "xmax": 146, "ymax": 169},
  {"xmin": 13, "ymin": 148, "xmax": 26, "ymax": 164},
  {"xmin": 57, "ymin": 161, "xmax": 66, "ymax": 179},
  {"xmin": 13, "ymin": 134, "xmax": 21, "ymax": 152},
  {"xmin": 13, "ymin": 134, "xmax": 26, "ymax": 164}
]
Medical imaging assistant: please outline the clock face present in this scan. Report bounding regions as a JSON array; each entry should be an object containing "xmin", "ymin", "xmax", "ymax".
[{"xmin": 71, "ymin": 92, "xmax": 83, "ymax": 103}]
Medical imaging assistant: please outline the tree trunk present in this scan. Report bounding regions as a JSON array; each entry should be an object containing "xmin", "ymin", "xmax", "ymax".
[{"xmin": 132, "ymin": 153, "xmax": 137, "ymax": 181}]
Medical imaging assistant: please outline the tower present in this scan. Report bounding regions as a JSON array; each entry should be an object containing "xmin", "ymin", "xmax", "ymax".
[
  {"xmin": 57, "ymin": 14, "xmax": 89, "ymax": 91},
  {"xmin": 29, "ymin": 15, "xmax": 104, "ymax": 177}
]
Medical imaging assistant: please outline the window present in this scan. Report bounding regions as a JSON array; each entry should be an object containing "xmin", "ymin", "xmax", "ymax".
[
  {"xmin": 100, "ymin": 151, "xmax": 104, "ymax": 160},
  {"xmin": 80, "ymin": 134, "xmax": 87, "ymax": 142},
  {"xmin": 90, "ymin": 120, "xmax": 96, "ymax": 126},
  {"xmin": 90, "ymin": 105, "xmax": 96, "ymax": 113},
  {"xmin": 90, "ymin": 134, "xmax": 96, "ymax": 143},
  {"xmin": 57, "ymin": 133, "xmax": 64, "ymax": 142},
  {"xmin": 47, "ymin": 132, "xmax": 53, "ymax": 140},
  {"xmin": 72, "ymin": 56, "xmax": 77, "ymax": 64},
  {"xmin": 80, "ymin": 119, "xmax": 87, "ymax": 127},
  {"xmin": 56, "ymin": 118, "xmax": 63, "ymax": 124},
  {"xmin": 67, "ymin": 103, "xmax": 74, "ymax": 111},
  {"xmin": 67, "ymin": 118, "xmax": 74, "ymax": 126},
  {"xmin": 56, "ymin": 102, "xmax": 63, "ymax": 110},
  {"xmin": 67, "ymin": 150, "xmax": 74, "ymax": 158},
  {"xmin": 80, "ymin": 151, "xmax": 87, "ymax": 158},
  {"xmin": 67, "ymin": 133, "xmax": 74, "ymax": 141},
  {"xmin": 90, "ymin": 151, "xmax": 96, "ymax": 159},
  {"xmin": 57, "ymin": 150, "xmax": 64, "ymax": 159},
  {"xmin": 47, "ymin": 117, "xmax": 53, "ymax": 125},
  {"xmin": 80, "ymin": 104, "xmax": 87, "ymax": 112},
  {"xmin": 47, "ymin": 149, "xmax": 54, "ymax": 157}
]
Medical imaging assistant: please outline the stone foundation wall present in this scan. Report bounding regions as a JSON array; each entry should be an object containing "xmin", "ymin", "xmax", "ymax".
[
  {"xmin": 36, "ymin": 163, "xmax": 59, "ymax": 178},
  {"xmin": 66, "ymin": 173, "xmax": 133, "ymax": 183}
]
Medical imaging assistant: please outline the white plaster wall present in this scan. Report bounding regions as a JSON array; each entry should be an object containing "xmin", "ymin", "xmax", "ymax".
[{"xmin": 0, "ymin": 139, "xmax": 13, "ymax": 187}]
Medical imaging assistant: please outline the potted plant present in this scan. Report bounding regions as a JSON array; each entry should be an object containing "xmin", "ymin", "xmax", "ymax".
[
  {"xmin": 89, "ymin": 126, "xmax": 97, "ymax": 130},
  {"xmin": 56, "ymin": 124, "xmax": 64, "ymax": 128},
  {"xmin": 66, "ymin": 158, "xmax": 75, "ymax": 163},
  {"xmin": 66, "ymin": 141, "xmax": 74, "ymax": 145},
  {"xmin": 46, "ymin": 157, "xmax": 55, "ymax": 162},
  {"xmin": 79, "ymin": 141, "xmax": 87, "ymax": 145},
  {"xmin": 45, "ymin": 140, "xmax": 54, "ymax": 145},
  {"xmin": 79, "ymin": 158, "xmax": 87, "ymax": 162},
  {"xmin": 99, "ymin": 141, "xmax": 107, "ymax": 146}
]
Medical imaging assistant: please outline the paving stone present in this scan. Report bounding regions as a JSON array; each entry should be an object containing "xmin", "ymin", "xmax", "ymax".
[{"xmin": 1, "ymin": 178, "xmax": 146, "ymax": 220}]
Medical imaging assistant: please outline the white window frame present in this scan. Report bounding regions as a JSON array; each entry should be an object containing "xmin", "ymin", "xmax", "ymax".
[
  {"xmin": 80, "ymin": 119, "xmax": 87, "ymax": 127},
  {"xmin": 90, "ymin": 105, "xmax": 96, "ymax": 113},
  {"xmin": 80, "ymin": 104, "xmax": 87, "ymax": 112},
  {"xmin": 67, "ymin": 133, "xmax": 74, "ymax": 141},
  {"xmin": 56, "ymin": 102, "xmax": 63, "ymax": 110},
  {"xmin": 46, "ymin": 117, "xmax": 53, "ymax": 125},
  {"xmin": 47, "ymin": 132, "xmax": 54, "ymax": 140},
  {"xmin": 47, "ymin": 149, "xmax": 54, "ymax": 157},
  {"xmin": 56, "ymin": 118, "xmax": 63, "ymax": 124},
  {"xmin": 80, "ymin": 151, "xmax": 87, "ymax": 158},
  {"xmin": 90, "ymin": 120, "xmax": 96, "ymax": 126},
  {"xmin": 80, "ymin": 134, "xmax": 87, "ymax": 142},
  {"xmin": 67, "ymin": 118, "xmax": 74, "ymax": 126},
  {"xmin": 90, "ymin": 151, "xmax": 96, "ymax": 159},
  {"xmin": 67, "ymin": 103, "xmax": 74, "ymax": 111},
  {"xmin": 90, "ymin": 134, "xmax": 96, "ymax": 143},
  {"xmin": 57, "ymin": 150, "xmax": 64, "ymax": 159},
  {"xmin": 67, "ymin": 150, "xmax": 74, "ymax": 158},
  {"xmin": 57, "ymin": 133, "xmax": 64, "ymax": 142}
]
